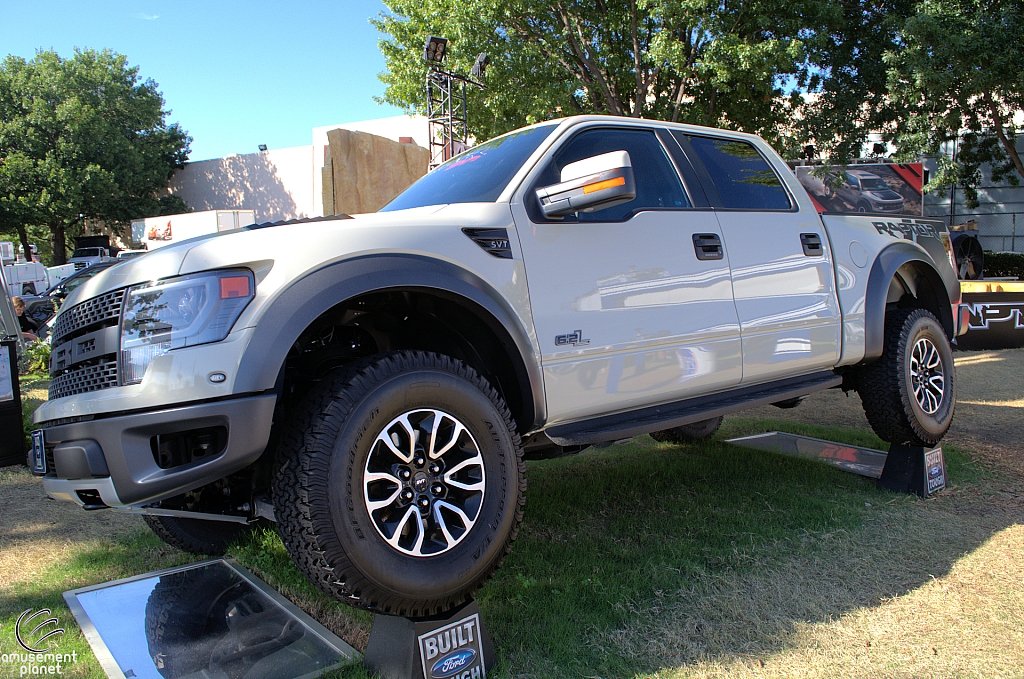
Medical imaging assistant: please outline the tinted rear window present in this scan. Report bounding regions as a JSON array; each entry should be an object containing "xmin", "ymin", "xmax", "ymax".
[
  {"xmin": 381, "ymin": 125, "xmax": 556, "ymax": 211},
  {"xmin": 684, "ymin": 135, "xmax": 791, "ymax": 210}
]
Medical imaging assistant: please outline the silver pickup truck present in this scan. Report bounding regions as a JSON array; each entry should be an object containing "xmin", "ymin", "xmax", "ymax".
[{"xmin": 31, "ymin": 116, "xmax": 968, "ymax": 617}]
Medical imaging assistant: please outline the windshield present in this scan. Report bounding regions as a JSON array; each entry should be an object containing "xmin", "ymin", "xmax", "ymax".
[
  {"xmin": 380, "ymin": 124, "xmax": 557, "ymax": 212},
  {"xmin": 71, "ymin": 248, "xmax": 103, "ymax": 258},
  {"xmin": 47, "ymin": 265, "xmax": 108, "ymax": 295},
  {"xmin": 859, "ymin": 177, "xmax": 889, "ymax": 191}
]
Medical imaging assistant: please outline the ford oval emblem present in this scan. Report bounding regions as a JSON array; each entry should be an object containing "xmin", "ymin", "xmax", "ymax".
[{"xmin": 430, "ymin": 648, "xmax": 476, "ymax": 678}]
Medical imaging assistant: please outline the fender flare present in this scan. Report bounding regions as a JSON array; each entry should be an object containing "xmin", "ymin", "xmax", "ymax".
[
  {"xmin": 233, "ymin": 254, "xmax": 545, "ymax": 430},
  {"xmin": 863, "ymin": 241, "xmax": 954, "ymax": 362}
]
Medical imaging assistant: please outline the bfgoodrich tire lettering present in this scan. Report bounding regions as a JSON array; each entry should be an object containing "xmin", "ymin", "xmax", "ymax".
[
  {"xmin": 272, "ymin": 351, "xmax": 526, "ymax": 617},
  {"xmin": 857, "ymin": 308, "xmax": 955, "ymax": 446}
]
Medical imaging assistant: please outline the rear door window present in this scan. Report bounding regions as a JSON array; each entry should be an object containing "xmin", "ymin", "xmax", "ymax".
[{"xmin": 682, "ymin": 135, "xmax": 791, "ymax": 210}]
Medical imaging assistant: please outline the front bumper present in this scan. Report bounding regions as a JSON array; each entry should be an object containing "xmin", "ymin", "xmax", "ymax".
[{"xmin": 38, "ymin": 393, "xmax": 276, "ymax": 507}]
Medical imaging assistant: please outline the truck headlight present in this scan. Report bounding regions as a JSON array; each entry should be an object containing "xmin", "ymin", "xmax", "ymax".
[{"xmin": 120, "ymin": 270, "xmax": 255, "ymax": 384}]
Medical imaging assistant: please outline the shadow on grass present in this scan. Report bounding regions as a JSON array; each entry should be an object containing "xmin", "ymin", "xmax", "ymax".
[
  {"xmin": 2, "ymin": 419, "xmax": 1016, "ymax": 679},
  {"xmin": 475, "ymin": 420, "xmax": 1018, "ymax": 677}
]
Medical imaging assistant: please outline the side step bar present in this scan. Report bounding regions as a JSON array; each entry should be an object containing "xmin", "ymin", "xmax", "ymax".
[{"xmin": 545, "ymin": 371, "xmax": 843, "ymax": 446}]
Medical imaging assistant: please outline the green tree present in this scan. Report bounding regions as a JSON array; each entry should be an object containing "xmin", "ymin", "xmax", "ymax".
[
  {"xmin": 885, "ymin": 0, "xmax": 1024, "ymax": 207},
  {"xmin": 374, "ymin": 0, "xmax": 829, "ymax": 147},
  {"xmin": 791, "ymin": 0, "xmax": 917, "ymax": 164},
  {"xmin": 0, "ymin": 48, "xmax": 190, "ymax": 264}
]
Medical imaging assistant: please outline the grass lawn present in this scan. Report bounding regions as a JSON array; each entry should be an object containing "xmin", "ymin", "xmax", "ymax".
[
  {"xmin": 3, "ymin": 359, "xmax": 1022, "ymax": 678},
  {"xmin": 17, "ymin": 371, "xmax": 48, "ymax": 453}
]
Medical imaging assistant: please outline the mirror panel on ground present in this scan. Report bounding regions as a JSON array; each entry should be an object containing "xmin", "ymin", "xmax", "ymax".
[
  {"xmin": 64, "ymin": 558, "xmax": 359, "ymax": 679},
  {"xmin": 728, "ymin": 431, "xmax": 890, "ymax": 478}
]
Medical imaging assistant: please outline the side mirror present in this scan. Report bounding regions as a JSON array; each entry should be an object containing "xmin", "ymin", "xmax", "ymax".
[{"xmin": 536, "ymin": 150, "xmax": 636, "ymax": 218}]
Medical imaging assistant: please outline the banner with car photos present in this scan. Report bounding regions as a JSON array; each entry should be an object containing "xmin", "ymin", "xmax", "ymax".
[{"xmin": 794, "ymin": 163, "xmax": 924, "ymax": 216}]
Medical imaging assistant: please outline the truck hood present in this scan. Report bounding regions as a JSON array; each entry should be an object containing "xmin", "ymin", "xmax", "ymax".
[
  {"xmin": 58, "ymin": 203, "xmax": 495, "ymax": 308},
  {"xmin": 60, "ymin": 243, "xmax": 197, "ymax": 309}
]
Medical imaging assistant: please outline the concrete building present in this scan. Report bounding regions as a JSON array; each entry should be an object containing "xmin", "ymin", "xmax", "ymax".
[
  {"xmin": 920, "ymin": 135, "xmax": 1024, "ymax": 253},
  {"xmin": 169, "ymin": 115, "xmax": 428, "ymax": 223}
]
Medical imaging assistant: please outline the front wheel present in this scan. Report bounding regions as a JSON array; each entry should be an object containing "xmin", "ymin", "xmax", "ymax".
[
  {"xmin": 856, "ymin": 308, "xmax": 955, "ymax": 446},
  {"xmin": 273, "ymin": 351, "xmax": 526, "ymax": 617}
]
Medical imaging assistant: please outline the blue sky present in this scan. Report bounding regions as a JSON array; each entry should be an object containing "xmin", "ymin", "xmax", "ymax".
[{"xmin": 0, "ymin": 0, "xmax": 407, "ymax": 160}]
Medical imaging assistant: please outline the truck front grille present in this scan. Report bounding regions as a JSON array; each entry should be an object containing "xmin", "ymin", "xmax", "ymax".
[
  {"xmin": 52, "ymin": 289, "xmax": 126, "ymax": 344},
  {"xmin": 49, "ymin": 289, "xmax": 126, "ymax": 400},
  {"xmin": 49, "ymin": 360, "xmax": 120, "ymax": 400}
]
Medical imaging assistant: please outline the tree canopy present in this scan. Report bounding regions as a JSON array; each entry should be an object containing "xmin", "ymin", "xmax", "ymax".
[
  {"xmin": 0, "ymin": 48, "xmax": 190, "ymax": 264},
  {"xmin": 374, "ymin": 0, "xmax": 923, "ymax": 159},
  {"xmin": 885, "ymin": 0, "xmax": 1024, "ymax": 207}
]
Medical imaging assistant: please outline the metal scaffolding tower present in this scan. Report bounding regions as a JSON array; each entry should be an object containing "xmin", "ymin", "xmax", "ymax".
[
  {"xmin": 425, "ymin": 69, "xmax": 469, "ymax": 171},
  {"xmin": 422, "ymin": 37, "xmax": 487, "ymax": 171}
]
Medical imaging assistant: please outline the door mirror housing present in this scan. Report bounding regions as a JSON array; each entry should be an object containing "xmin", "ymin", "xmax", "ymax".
[{"xmin": 536, "ymin": 150, "xmax": 636, "ymax": 218}]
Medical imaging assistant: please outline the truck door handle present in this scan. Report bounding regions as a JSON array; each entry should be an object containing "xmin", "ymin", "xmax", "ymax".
[
  {"xmin": 800, "ymin": 233, "xmax": 823, "ymax": 256},
  {"xmin": 693, "ymin": 233, "xmax": 724, "ymax": 260}
]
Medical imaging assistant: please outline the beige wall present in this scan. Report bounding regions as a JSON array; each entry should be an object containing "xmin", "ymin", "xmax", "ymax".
[
  {"xmin": 169, "ymin": 145, "xmax": 315, "ymax": 223},
  {"xmin": 168, "ymin": 118, "xmax": 431, "ymax": 222},
  {"xmin": 312, "ymin": 115, "xmax": 428, "ymax": 216},
  {"xmin": 322, "ymin": 129, "xmax": 429, "ymax": 215}
]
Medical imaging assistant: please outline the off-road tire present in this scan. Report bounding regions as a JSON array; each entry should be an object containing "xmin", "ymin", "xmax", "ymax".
[
  {"xmin": 272, "ymin": 351, "xmax": 526, "ymax": 618},
  {"xmin": 857, "ymin": 308, "xmax": 955, "ymax": 446},
  {"xmin": 143, "ymin": 515, "xmax": 250, "ymax": 556},
  {"xmin": 650, "ymin": 416, "xmax": 724, "ymax": 444}
]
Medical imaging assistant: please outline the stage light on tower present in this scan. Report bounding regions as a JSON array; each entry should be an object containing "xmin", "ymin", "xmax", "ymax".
[
  {"xmin": 469, "ymin": 52, "xmax": 489, "ymax": 81},
  {"xmin": 424, "ymin": 37, "xmax": 486, "ymax": 171},
  {"xmin": 423, "ymin": 36, "xmax": 448, "ymax": 64}
]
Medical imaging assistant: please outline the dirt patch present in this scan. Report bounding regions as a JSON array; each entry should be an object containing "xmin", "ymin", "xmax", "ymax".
[
  {"xmin": 0, "ymin": 467, "xmax": 144, "ymax": 592},
  {"xmin": 734, "ymin": 348, "xmax": 1024, "ymax": 478}
]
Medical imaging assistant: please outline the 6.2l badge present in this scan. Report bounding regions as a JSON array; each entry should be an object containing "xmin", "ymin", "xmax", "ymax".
[{"xmin": 555, "ymin": 330, "xmax": 590, "ymax": 347}]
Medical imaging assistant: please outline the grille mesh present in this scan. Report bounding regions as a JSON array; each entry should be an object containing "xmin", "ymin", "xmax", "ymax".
[
  {"xmin": 53, "ymin": 289, "xmax": 126, "ymax": 344},
  {"xmin": 49, "ymin": 360, "xmax": 119, "ymax": 400}
]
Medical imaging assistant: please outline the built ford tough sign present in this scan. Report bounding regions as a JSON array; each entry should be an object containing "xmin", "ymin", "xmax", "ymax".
[{"xmin": 32, "ymin": 116, "xmax": 967, "ymax": 617}]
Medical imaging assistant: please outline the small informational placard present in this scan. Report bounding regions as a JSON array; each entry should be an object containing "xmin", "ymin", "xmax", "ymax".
[
  {"xmin": 418, "ymin": 613, "xmax": 486, "ymax": 679},
  {"xmin": 926, "ymin": 447, "xmax": 946, "ymax": 494},
  {"xmin": 364, "ymin": 599, "xmax": 494, "ymax": 679},
  {"xmin": 0, "ymin": 345, "xmax": 12, "ymax": 403},
  {"xmin": 878, "ymin": 444, "xmax": 947, "ymax": 497}
]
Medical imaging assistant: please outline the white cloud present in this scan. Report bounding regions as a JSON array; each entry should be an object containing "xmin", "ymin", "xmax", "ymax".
[{"xmin": 135, "ymin": 13, "xmax": 160, "ymax": 20}]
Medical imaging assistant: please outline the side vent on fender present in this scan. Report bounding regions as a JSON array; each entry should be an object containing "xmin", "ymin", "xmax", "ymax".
[{"xmin": 463, "ymin": 228, "xmax": 513, "ymax": 259}]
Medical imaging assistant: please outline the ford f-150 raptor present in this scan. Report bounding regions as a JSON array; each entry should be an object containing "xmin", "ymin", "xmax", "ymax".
[{"xmin": 31, "ymin": 116, "xmax": 968, "ymax": 617}]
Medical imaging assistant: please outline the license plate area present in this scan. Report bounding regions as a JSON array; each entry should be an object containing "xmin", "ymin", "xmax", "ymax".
[{"xmin": 30, "ymin": 430, "xmax": 46, "ymax": 475}]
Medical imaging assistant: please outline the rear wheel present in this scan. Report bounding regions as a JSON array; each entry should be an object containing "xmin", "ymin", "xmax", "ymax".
[
  {"xmin": 273, "ymin": 351, "xmax": 526, "ymax": 617},
  {"xmin": 651, "ymin": 416, "xmax": 723, "ymax": 444},
  {"xmin": 857, "ymin": 308, "xmax": 955, "ymax": 445}
]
